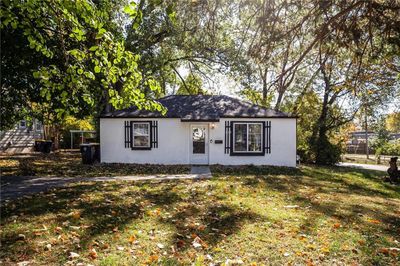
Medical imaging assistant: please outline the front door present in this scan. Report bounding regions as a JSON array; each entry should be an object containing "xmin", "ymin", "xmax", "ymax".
[{"xmin": 190, "ymin": 124, "xmax": 209, "ymax": 165}]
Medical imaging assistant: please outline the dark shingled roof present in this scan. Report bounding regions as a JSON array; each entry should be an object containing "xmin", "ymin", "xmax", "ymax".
[{"xmin": 101, "ymin": 95, "xmax": 294, "ymax": 120}]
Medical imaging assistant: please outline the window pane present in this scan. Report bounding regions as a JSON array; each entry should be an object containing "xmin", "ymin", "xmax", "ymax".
[
  {"xmin": 134, "ymin": 136, "xmax": 149, "ymax": 147},
  {"xmin": 234, "ymin": 124, "xmax": 247, "ymax": 151},
  {"xmin": 134, "ymin": 123, "xmax": 149, "ymax": 136},
  {"xmin": 249, "ymin": 124, "xmax": 262, "ymax": 134},
  {"xmin": 192, "ymin": 127, "xmax": 205, "ymax": 154},
  {"xmin": 248, "ymin": 133, "xmax": 262, "ymax": 151}
]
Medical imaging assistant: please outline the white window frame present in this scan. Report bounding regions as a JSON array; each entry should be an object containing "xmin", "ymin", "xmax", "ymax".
[
  {"xmin": 132, "ymin": 122, "xmax": 151, "ymax": 148},
  {"xmin": 233, "ymin": 122, "xmax": 263, "ymax": 153},
  {"xmin": 19, "ymin": 120, "xmax": 27, "ymax": 129},
  {"xmin": 35, "ymin": 120, "xmax": 43, "ymax": 132}
]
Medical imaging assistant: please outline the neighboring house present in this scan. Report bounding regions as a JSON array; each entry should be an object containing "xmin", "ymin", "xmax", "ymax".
[
  {"xmin": 100, "ymin": 95, "xmax": 297, "ymax": 167},
  {"xmin": 0, "ymin": 119, "xmax": 43, "ymax": 153},
  {"xmin": 346, "ymin": 131, "xmax": 400, "ymax": 154},
  {"xmin": 346, "ymin": 131, "xmax": 377, "ymax": 154}
]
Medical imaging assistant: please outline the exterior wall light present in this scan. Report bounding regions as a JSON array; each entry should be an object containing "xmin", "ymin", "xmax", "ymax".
[{"xmin": 210, "ymin": 123, "xmax": 216, "ymax": 129}]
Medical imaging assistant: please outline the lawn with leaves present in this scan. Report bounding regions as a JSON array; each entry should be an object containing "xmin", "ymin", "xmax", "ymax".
[
  {"xmin": 0, "ymin": 153, "xmax": 190, "ymax": 177},
  {"xmin": 1, "ymin": 165, "xmax": 399, "ymax": 265}
]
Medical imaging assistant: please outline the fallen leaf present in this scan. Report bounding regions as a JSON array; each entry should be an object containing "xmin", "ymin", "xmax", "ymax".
[
  {"xmin": 71, "ymin": 211, "xmax": 81, "ymax": 219},
  {"xmin": 284, "ymin": 205, "xmax": 299, "ymax": 209},
  {"xmin": 321, "ymin": 246, "xmax": 330, "ymax": 253},
  {"xmin": 368, "ymin": 219, "xmax": 381, "ymax": 224},
  {"xmin": 176, "ymin": 239, "xmax": 185, "ymax": 248},
  {"xmin": 147, "ymin": 255, "xmax": 159, "ymax": 263},
  {"xmin": 17, "ymin": 234, "xmax": 26, "ymax": 241},
  {"xmin": 193, "ymin": 242, "xmax": 202, "ymax": 249},
  {"xmin": 44, "ymin": 243, "xmax": 52, "ymax": 251},
  {"xmin": 306, "ymin": 244, "xmax": 316, "ymax": 250},
  {"xmin": 128, "ymin": 235, "xmax": 136, "ymax": 243},
  {"xmin": 89, "ymin": 248, "xmax": 98, "ymax": 259},
  {"xmin": 378, "ymin": 248, "xmax": 390, "ymax": 255},
  {"xmin": 197, "ymin": 224, "xmax": 206, "ymax": 231},
  {"xmin": 333, "ymin": 223, "xmax": 341, "ymax": 229},
  {"xmin": 69, "ymin": 252, "xmax": 80, "ymax": 259}
]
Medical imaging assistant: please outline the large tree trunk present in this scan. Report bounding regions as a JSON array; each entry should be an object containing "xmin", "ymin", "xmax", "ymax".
[
  {"xmin": 43, "ymin": 124, "xmax": 61, "ymax": 150},
  {"xmin": 274, "ymin": 90, "xmax": 284, "ymax": 111},
  {"xmin": 310, "ymin": 83, "xmax": 332, "ymax": 164}
]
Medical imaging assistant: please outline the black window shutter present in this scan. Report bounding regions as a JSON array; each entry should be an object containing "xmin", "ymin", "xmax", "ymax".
[
  {"xmin": 224, "ymin": 121, "xmax": 231, "ymax": 154},
  {"xmin": 124, "ymin": 121, "xmax": 132, "ymax": 148},
  {"xmin": 264, "ymin": 121, "xmax": 271, "ymax": 154},
  {"xmin": 151, "ymin": 120, "xmax": 158, "ymax": 148}
]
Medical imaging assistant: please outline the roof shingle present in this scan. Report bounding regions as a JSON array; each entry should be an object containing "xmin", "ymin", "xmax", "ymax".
[{"xmin": 101, "ymin": 95, "xmax": 294, "ymax": 120}]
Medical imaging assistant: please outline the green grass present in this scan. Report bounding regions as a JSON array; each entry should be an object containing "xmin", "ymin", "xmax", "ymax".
[{"xmin": 1, "ymin": 165, "xmax": 399, "ymax": 265}]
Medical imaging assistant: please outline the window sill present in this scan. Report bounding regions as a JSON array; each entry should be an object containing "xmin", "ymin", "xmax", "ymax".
[
  {"xmin": 131, "ymin": 147, "xmax": 152, "ymax": 150},
  {"xmin": 230, "ymin": 152, "xmax": 265, "ymax": 156}
]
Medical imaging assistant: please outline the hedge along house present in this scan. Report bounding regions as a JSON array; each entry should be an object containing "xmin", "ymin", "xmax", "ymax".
[{"xmin": 100, "ymin": 95, "xmax": 297, "ymax": 167}]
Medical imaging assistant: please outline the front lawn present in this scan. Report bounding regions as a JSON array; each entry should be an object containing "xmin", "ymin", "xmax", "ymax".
[
  {"xmin": 1, "ymin": 166, "xmax": 399, "ymax": 265},
  {"xmin": 0, "ymin": 152, "xmax": 190, "ymax": 177}
]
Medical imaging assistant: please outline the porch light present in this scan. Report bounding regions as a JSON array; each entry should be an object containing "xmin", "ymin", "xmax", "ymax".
[{"xmin": 210, "ymin": 123, "xmax": 215, "ymax": 129}]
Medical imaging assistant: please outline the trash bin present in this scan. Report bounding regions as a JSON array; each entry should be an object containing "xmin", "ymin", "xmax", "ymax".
[
  {"xmin": 34, "ymin": 139, "xmax": 45, "ymax": 152},
  {"xmin": 92, "ymin": 143, "xmax": 101, "ymax": 163},
  {"xmin": 42, "ymin": 140, "xmax": 53, "ymax": 153},
  {"xmin": 80, "ymin": 143, "xmax": 100, "ymax": 164}
]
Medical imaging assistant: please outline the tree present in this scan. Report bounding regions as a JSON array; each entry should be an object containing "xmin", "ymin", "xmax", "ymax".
[
  {"xmin": 1, "ymin": 0, "xmax": 164, "ymax": 146},
  {"xmin": 125, "ymin": 0, "xmax": 237, "ymax": 96},
  {"xmin": 176, "ymin": 73, "xmax": 207, "ymax": 95},
  {"xmin": 386, "ymin": 112, "xmax": 400, "ymax": 132}
]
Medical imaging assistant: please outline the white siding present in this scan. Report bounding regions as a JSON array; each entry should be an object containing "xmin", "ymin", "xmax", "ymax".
[
  {"xmin": 209, "ymin": 118, "xmax": 297, "ymax": 167},
  {"xmin": 100, "ymin": 118, "xmax": 190, "ymax": 164},
  {"xmin": 100, "ymin": 117, "xmax": 296, "ymax": 167}
]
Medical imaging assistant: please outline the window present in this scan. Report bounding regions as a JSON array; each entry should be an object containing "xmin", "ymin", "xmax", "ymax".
[
  {"xmin": 232, "ymin": 122, "xmax": 263, "ymax": 155},
  {"xmin": 19, "ymin": 120, "xmax": 26, "ymax": 128},
  {"xmin": 124, "ymin": 121, "xmax": 158, "ymax": 150},
  {"xmin": 192, "ymin": 126, "xmax": 206, "ymax": 154},
  {"xmin": 35, "ymin": 121, "xmax": 43, "ymax": 132},
  {"xmin": 132, "ymin": 122, "xmax": 150, "ymax": 148}
]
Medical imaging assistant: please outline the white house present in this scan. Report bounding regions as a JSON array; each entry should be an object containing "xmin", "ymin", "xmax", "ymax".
[
  {"xmin": 100, "ymin": 95, "xmax": 297, "ymax": 167},
  {"xmin": 0, "ymin": 119, "xmax": 43, "ymax": 153}
]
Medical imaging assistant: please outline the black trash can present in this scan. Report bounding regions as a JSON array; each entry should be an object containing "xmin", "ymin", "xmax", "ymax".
[
  {"xmin": 42, "ymin": 140, "xmax": 53, "ymax": 153},
  {"xmin": 80, "ymin": 143, "xmax": 100, "ymax": 164},
  {"xmin": 34, "ymin": 139, "xmax": 45, "ymax": 152},
  {"xmin": 92, "ymin": 143, "xmax": 101, "ymax": 163}
]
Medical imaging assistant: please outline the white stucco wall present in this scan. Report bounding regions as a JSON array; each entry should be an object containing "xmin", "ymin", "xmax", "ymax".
[
  {"xmin": 209, "ymin": 118, "xmax": 297, "ymax": 167},
  {"xmin": 100, "ymin": 117, "xmax": 297, "ymax": 167}
]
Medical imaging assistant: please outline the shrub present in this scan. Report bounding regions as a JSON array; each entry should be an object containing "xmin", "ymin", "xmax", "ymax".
[
  {"xmin": 311, "ymin": 136, "xmax": 342, "ymax": 165},
  {"xmin": 382, "ymin": 140, "xmax": 400, "ymax": 156}
]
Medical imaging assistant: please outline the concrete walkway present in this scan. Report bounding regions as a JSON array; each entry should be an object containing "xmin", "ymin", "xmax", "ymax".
[
  {"xmin": 338, "ymin": 162, "xmax": 388, "ymax": 172},
  {"xmin": 190, "ymin": 165, "xmax": 212, "ymax": 177},
  {"xmin": 1, "ymin": 169, "xmax": 212, "ymax": 202}
]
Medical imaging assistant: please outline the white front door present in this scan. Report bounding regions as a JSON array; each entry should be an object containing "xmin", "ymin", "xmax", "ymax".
[{"xmin": 190, "ymin": 124, "xmax": 209, "ymax": 165}]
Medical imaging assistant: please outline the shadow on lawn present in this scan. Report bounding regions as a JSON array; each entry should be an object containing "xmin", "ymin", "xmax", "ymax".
[
  {"xmin": 235, "ymin": 165, "xmax": 400, "ymax": 252},
  {"xmin": 0, "ymin": 153, "xmax": 190, "ymax": 177},
  {"xmin": 1, "ymin": 178, "xmax": 261, "ymax": 262}
]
